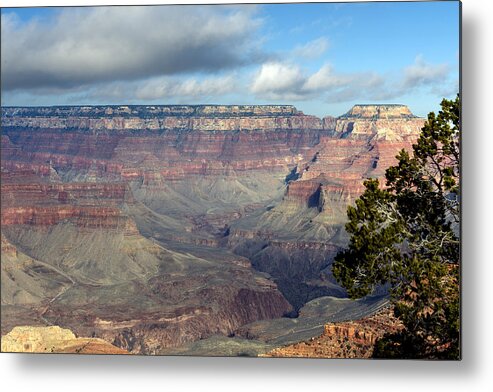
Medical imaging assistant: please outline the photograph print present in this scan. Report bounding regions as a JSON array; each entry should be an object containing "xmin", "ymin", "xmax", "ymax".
[{"xmin": 0, "ymin": 0, "xmax": 461, "ymax": 359}]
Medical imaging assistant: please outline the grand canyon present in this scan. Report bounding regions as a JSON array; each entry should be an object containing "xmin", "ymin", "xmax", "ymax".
[{"xmin": 1, "ymin": 103, "xmax": 425, "ymax": 356}]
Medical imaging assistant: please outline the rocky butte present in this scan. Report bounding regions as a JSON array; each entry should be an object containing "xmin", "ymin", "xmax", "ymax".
[
  {"xmin": 1, "ymin": 104, "xmax": 425, "ymax": 356},
  {"xmin": 1, "ymin": 325, "xmax": 129, "ymax": 354}
]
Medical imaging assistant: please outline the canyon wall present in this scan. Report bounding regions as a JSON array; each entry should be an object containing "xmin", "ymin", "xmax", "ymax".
[
  {"xmin": 1, "ymin": 104, "xmax": 424, "ymax": 354},
  {"xmin": 2, "ymin": 105, "xmax": 325, "ymax": 132}
]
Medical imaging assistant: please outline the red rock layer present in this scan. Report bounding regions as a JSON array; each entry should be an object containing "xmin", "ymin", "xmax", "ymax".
[
  {"xmin": 2, "ymin": 105, "xmax": 423, "ymax": 193},
  {"xmin": 284, "ymin": 180, "xmax": 322, "ymax": 206},
  {"xmin": 1, "ymin": 182, "xmax": 130, "ymax": 206},
  {"xmin": 1, "ymin": 167, "xmax": 135, "ymax": 232},
  {"xmin": 2, "ymin": 205, "xmax": 125, "ymax": 227},
  {"xmin": 2, "ymin": 129, "xmax": 328, "ymax": 182},
  {"xmin": 284, "ymin": 108, "xmax": 425, "ymax": 213},
  {"xmin": 262, "ymin": 307, "xmax": 403, "ymax": 358}
]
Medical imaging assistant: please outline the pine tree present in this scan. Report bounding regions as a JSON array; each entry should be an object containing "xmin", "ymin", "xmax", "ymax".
[{"xmin": 332, "ymin": 96, "xmax": 460, "ymax": 359}]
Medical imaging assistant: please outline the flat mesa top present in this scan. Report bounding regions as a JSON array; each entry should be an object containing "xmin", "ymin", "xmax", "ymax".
[
  {"xmin": 341, "ymin": 104, "xmax": 418, "ymax": 119},
  {"xmin": 1, "ymin": 105, "xmax": 300, "ymax": 118},
  {"xmin": 1, "ymin": 104, "xmax": 422, "ymax": 124}
]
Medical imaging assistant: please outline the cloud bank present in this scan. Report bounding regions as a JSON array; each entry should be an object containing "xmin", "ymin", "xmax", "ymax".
[
  {"xmin": 1, "ymin": 6, "xmax": 263, "ymax": 91},
  {"xmin": 250, "ymin": 55, "xmax": 453, "ymax": 103},
  {"xmin": 0, "ymin": 5, "xmax": 457, "ymax": 114}
]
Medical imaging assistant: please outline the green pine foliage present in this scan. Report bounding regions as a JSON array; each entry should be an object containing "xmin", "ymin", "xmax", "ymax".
[{"xmin": 332, "ymin": 96, "xmax": 460, "ymax": 359}]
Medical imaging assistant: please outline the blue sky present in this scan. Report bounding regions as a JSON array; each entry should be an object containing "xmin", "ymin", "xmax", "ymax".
[{"xmin": 1, "ymin": 1, "xmax": 460, "ymax": 117}]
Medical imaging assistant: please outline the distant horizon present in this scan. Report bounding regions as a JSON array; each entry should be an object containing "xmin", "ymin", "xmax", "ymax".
[
  {"xmin": 0, "ymin": 101, "xmax": 424, "ymax": 119},
  {"xmin": 1, "ymin": 2, "xmax": 459, "ymax": 118}
]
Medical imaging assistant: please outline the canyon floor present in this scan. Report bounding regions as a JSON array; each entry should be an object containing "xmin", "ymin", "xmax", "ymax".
[{"xmin": 1, "ymin": 104, "xmax": 423, "ymax": 357}]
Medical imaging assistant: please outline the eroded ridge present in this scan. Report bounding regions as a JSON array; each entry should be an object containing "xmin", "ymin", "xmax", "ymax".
[{"xmin": 1, "ymin": 104, "xmax": 424, "ymax": 355}]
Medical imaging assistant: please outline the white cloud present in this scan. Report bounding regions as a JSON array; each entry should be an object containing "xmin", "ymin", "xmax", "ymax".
[
  {"xmin": 251, "ymin": 61, "xmax": 384, "ymax": 101},
  {"xmin": 1, "ymin": 6, "xmax": 264, "ymax": 92},
  {"xmin": 251, "ymin": 56, "xmax": 454, "ymax": 103},
  {"xmin": 250, "ymin": 62, "xmax": 306, "ymax": 100},
  {"xmin": 303, "ymin": 64, "xmax": 348, "ymax": 91}
]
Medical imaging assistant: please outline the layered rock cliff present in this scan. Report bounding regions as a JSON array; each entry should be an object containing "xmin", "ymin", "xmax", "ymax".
[
  {"xmin": 0, "ymin": 169, "xmax": 293, "ymax": 352},
  {"xmin": 1, "ymin": 105, "xmax": 324, "ymax": 132},
  {"xmin": 335, "ymin": 104, "xmax": 423, "ymax": 141},
  {"xmin": 1, "ymin": 103, "xmax": 424, "ymax": 355},
  {"xmin": 0, "ymin": 133, "xmax": 294, "ymax": 353},
  {"xmin": 226, "ymin": 105, "xmax": 424, "ymax": 310}
]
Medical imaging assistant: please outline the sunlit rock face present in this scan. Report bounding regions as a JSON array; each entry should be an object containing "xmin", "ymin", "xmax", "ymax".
[
  {"xmin": 1, "ymin": 105, "xmax": 332, "ymax": 185},
  {"xmin": 340, "ymin": 104, "xmax": 416, "ymax": 119},
  {"xmin": 1, "ymin": 105, "xmax": 324, "ymax": 132},
  {"xmin": 335, "ymin": 104, "xmax": 424, "ymax": 141},
  {"xmin": 1, "ymin": 104, "xmax": 424, "ymax": 354},
  {"xmin": 285, "ymin": 105, "xmax": 425, "ymax": 217},
  {"xmin": 1, "ymin": 325, "xmax": 129, "ymax": 354},
  {"xmin": 260, "ymin": 307, "xmax": 402, "ymax": 359}
]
